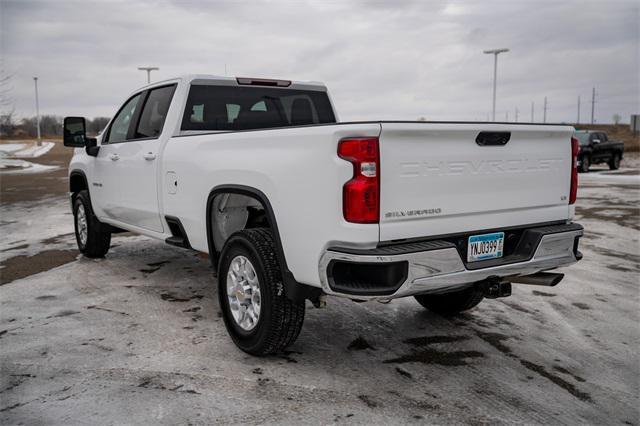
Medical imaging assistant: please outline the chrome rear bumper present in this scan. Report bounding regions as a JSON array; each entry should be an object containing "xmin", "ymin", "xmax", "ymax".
[{"xmin": 318, "ymin": 223, "xmax": 583, "ymax": 300}]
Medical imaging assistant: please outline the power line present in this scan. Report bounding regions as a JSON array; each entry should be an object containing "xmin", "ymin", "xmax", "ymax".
[{"xmin": 530, "ymin": 101, "xmax": 534, "ymax": 122}]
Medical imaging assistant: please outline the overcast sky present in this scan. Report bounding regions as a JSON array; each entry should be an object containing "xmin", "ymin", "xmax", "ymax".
[{"xmin": 1, "ymin": 0, "xmax": 638, "ymax": 124}]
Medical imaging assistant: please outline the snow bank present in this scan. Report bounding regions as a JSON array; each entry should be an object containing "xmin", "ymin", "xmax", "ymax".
[
  {"xmin": 0, "ymin": 141, "xmax": 58, "ymax": 174},
  {"xmin": 0, "ymin": 143, "xmax": 27, "ymax": 154},
  {"xmin": 12, "ymin": 141, "xmax": 55, "ymax": 158},
  {"xmin": 0, "ymin": 158, "xmax": 58, "ymax": 174}
]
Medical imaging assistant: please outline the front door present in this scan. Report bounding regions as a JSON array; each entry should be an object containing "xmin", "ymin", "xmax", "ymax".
[{"xmin": 93, "ymin": 84, "xmax": 176, "ymax": 233}]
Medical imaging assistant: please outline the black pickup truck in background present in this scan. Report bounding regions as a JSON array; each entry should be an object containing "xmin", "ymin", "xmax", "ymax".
[{"xmin": 574, "ymin": 130, "xmax": 624, "ymax": 173}]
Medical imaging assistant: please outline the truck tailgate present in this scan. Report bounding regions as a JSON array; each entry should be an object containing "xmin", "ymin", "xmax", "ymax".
[{"xmin": 379, "ymin": 122, "xmax": 574, "ymax": 241}]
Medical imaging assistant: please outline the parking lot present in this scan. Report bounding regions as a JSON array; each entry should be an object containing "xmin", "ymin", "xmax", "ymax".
[{"xmin": 1, "ymin": 142, "xmax": 638, "ymax": 424}]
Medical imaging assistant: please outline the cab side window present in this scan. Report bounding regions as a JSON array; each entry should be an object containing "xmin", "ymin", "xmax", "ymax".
[
  {"xmin": 106, "ymin": 94, "xmax": 142, "ymax": 143},
  {"xmin": 135, "ymin": 85, "xmax": 177, "ymax": 139}
]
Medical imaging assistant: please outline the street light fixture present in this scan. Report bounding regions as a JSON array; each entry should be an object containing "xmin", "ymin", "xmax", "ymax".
[
  {"xmin": 483, "ymin": 48, "xmax": 509, "ymax": 121},
  {"xmin": 138, "ymin": 67, "xmax": 159, "ymax": 84}
]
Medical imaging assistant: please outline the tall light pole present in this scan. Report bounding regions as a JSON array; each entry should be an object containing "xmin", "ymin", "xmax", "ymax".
[
  {"xmin": 577, "ymin": 95, "xmax": 581, "ymax": 124},
  {"xmin": 138, "ymin": 67, "xmax": 159, "ymax": 84},
  {"xmin": 483, "ymin": 48, "xmax": 509, "ymax": 121},
  {"xmin": 33, "ymin": 77, "xmax": 41, "ymax": 146}
]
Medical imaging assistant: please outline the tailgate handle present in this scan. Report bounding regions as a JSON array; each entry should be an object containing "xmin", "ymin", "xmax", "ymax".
[{"xmin": 476, "ymin": 131, "xmax": 511, "ymax": 146}]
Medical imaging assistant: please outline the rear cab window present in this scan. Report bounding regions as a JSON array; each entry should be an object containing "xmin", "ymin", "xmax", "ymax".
[{"xmin": 180, "ymin": 85, "xmax": 336, "ymax": 131}]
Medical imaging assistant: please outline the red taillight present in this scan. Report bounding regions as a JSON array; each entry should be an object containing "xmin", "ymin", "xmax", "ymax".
[
  {"xmin": 570, "ymin": 136, "xmax": 579, "ymax": 204},
  {"xmin": 338, "ymin": 137, "xmax": 380, "ymax": 223}
]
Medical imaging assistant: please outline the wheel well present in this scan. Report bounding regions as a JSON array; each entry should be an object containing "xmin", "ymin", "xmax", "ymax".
[
  {"xmin": 69, "ymin": 172, "xmax": 88, "ymax": 203},
  {"xmin": 206, "ymin": 185, "xmax": 322, "ymax": 304},
  {"xmin": 209, "ymin": 192, "xmax": 269, "ymax": 254},
  {"xmin": 70, "ymin": 172, "xmax": 88, "ymax": 194}
]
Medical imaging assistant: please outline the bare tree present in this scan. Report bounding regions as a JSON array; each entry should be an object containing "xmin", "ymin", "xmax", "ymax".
[
  {"xmin": 613, "ymin": 113, "xmax": 622, "ymax": 125},
  {"xmin": 87, "ymin": 117, "xmax": 110, "ymax": 135},
  {"xmin": 0, "ymin": 63, "xmax": 16, "ymax": 137}
]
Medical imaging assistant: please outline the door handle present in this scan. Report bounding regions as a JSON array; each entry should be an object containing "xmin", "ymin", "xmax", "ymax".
[
  {"xmin": 109, "ymin": 154, "xmax": 119, "ymax": 161},
  {"xmin": 143, "ymin": 152, "xmax": 156, "ymax": 161}
]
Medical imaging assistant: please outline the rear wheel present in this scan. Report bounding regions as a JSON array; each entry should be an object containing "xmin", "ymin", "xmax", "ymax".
[
  {"xmin": 579, "ymin": 155, "xmax": 590, "ymax": 173},
  {"xmin": 217, "ymin": 228, "xmax": 305, "ymax": 355},
  {"xmin": 414, "ymin": 286, "xmax": 484, "ymax": 316},
  {"xmin": 73, "ymin": 190, "xmax": 111, "ymax": 258},
  {"xmin": 609, "ymin": 153, "xmax": 620, "ymax": 170}
]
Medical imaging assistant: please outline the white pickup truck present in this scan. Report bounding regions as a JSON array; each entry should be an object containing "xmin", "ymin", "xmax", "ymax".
[{"xmin": 64, "ymin": 75, "xmax": 583, "ymax": 355}]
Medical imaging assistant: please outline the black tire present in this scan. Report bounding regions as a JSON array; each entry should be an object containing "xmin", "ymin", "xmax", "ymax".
[
  {"xmin": 217, "ymin": 228, "xmax": 305, "ymax": 356},
  {"xmin": 414, "ymin": 286, "xmax": 484, "ymax": 316},
  {"xmin": 73, "ymin": 190, "xmax": 111, "ymax": 258},
  {"xmin": 579, "ymin": 155, "xmax": 590, "ymax": 173},
  {"xmin": 609, "ymin": 153, "xmax": 620, "ymax": 170}
]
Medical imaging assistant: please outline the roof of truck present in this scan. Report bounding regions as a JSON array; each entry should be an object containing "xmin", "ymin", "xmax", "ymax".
[{"xmin": 138, "ymin": 74, "xmax": 328, "ymax": 92}]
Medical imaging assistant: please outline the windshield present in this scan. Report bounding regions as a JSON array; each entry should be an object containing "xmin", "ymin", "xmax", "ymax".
[
  {"xmin": 181, "ymin": 85, "xmax": 336, "ymax": 131},
  {"xmin": 573, "ymin": 132, "xmax": 590, "ymax": 145}
]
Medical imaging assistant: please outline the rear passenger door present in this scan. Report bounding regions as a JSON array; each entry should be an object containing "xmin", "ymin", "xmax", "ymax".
[{"xmin": 95, "ymin": 84, "xmax": 176, "ymax": 232}]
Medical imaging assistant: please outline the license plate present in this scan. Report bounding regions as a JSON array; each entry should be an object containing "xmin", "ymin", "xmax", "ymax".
[{"xmin": 467, "ymin": 232, "xmax": 504, "ymax": 262}]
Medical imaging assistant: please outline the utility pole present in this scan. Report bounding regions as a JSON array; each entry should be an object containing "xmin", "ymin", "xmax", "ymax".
[
  {"xmin": 591, "ymin": 87, "xmax": 596, "ymax": 124},
  {"xmin": 531, "ymin": 101, "xmax": 534, "ymax": 122},
  {"xmin": 515, "ymin": 107, "xmax": 519, "ymax": 122},
  {"xmin": 138, "ymin": 67, "xmax": 159, "ymax": 84},
  {"xmin": 577, "ymin": 95, "xmax": 581, "ymax": 124},
  {"xmin": 33, "ymin": 77, "xmax": 41, "ymax": 146},
  {"xmin": 543, "ymin": 96, "xmax": 548, "ymax": 123},
  {"xmin": 483, "ymin": 48, "xmax": 509, "ymax": 121}
]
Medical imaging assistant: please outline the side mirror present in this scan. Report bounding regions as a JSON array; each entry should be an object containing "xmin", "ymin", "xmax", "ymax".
[{"xmin": 63, "ymin": 117, "xmax": 87, "ymax": 147}]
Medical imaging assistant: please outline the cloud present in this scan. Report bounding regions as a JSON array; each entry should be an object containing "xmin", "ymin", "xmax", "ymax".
[{"xmin": 2, "ymin": 0, "xmax": 638, "ymax": 123}]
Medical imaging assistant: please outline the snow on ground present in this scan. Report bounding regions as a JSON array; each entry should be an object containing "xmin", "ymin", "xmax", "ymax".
[
  {"xmin": 12, "ymin": 142, "xmax": 55, "ymax": 158},
  {"xmin": 0, "ymin": 158, "xmax": 58, "ymax": 174},
  {"xmin": 0, "ymin": 141, "xmax": 55, "ymax": 158},
  {"xmin": 0, "ymin": 143, "xmax": 26, "ymax": 154},
  {"xmin": 0, "ymin": 142, "xmax": 58, "ymax": 174},
  {"xmin": 0, "ymin": 171, "xmax": 638, "ymax": 424}
]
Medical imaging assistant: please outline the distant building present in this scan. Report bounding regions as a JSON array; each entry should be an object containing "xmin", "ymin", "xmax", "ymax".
[{"xmin": 631, "ymin": 114, "xmax": 639, "ymax": 134}]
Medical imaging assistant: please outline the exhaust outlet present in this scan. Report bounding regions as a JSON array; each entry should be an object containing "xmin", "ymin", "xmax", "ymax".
[{"xmin": 511, "ymin": 272, "xmax": 564, "ymax": 287}]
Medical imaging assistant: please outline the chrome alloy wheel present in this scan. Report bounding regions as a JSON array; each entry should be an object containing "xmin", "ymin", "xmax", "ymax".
[
  {"xmin": 226, "ymin": 255, "xmax": 261, "ymax": 331},
  {"xmin": 76, "ymin": 204, "xmax": 88, "ymax": 246}
]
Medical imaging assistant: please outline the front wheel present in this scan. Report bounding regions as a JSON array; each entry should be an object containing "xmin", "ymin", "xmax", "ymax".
[
  {"xmin": 217, "ymin": 228, "xmax": 305, "ymax": 355},
  {"xmin": 73, "ymin": 190, "xmax": 111, "ymax": 258},
  {"xmin": 414, "ymin": 286, "xmax": 484, "ymax": 316},
  {"xmin": 609, "ymin": 153, "xmax": 621, "ymax": 170}
]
